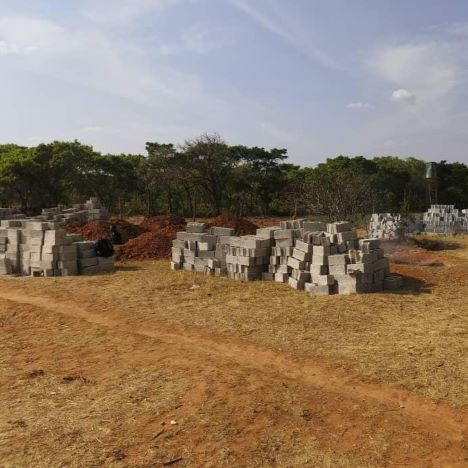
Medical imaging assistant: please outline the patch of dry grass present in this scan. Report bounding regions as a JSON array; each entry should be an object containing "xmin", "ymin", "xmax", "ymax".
[
  {"xmin": 0, "ymin": 300, "xmax": 188, "ymax": 467},
  {"xmin": 1, "ymin": 236, "xmax": 467, "ymax": 407}
]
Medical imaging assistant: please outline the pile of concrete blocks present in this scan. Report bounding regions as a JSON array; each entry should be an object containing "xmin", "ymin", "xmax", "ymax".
[
  {"xmin": 40, "ymin": 198, "xmax": 110, "ymax": 225},
  {"xmin": 0, "ymin": 219, "xmax": 115, "ymax": 277},
  {"xmin": 171, "ymin": 219, "xmax": 402, "ymax": 295},
  {"xmin": 369, "ymin": 213, "xmax": 424, "ymax": 239},
  {"xmin": 171, "ymin": 223, "xmax": 234, "ymax": 275},
  {"xmin": 75, "ymin": 241, "xmax": 115, "ymax": 275},
  {"xmin": 225, "ymin": 235, "xmax": 272, "ymax": 281},
  {"xmin": 0, "ymin": 208, "xmax": 12, "ymax": 220},
  {"xmin": 264, "ymin": 220, "xmax": 307, "ymax": 283},
  {"xmin": 369, "ymin": 213, "xmax": 404, "ymax": 239},
  {"xmin": 423, "ymin": 205, "xmax": 468, "ymax": 234}
]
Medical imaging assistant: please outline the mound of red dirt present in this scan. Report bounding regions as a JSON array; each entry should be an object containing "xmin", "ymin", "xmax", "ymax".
[
  {"xmin": 116, "ymin": 215, "xmax": 187, "ymax": 261},
  {"xmin": 140, "ymin": 215, "xmax": 187, "ymax": 232},
  {"xmin": 117, "ymin": 229, "xmax": 175, "ymax": 261},
  {"xmin": 206, "ymin": 213, "xmax": 258, "ymax": 236},
  {"xmin": 63, "ymin": 218, "xmax": 147, "ymax": 243}
]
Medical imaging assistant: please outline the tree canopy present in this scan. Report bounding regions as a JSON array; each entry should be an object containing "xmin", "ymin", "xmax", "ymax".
[{"xmin": 0, "ymin": 136, "xmax": 466, "ymax": 220}]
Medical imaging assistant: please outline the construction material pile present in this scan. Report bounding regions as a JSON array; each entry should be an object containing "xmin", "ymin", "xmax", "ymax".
[
  {"xmin": 0, "ymin": 208, "xmax": 13, "ymax": 220},
  {"xmin": 41, "ymin": 198, "xmax": 109, "ymax": 224},
  {"xmin": 262, "ymin": 220, "xmax": 304, "ymax": 283},
  {"xmin": 368, "ymin": 213, "xmax": 423, "ymax": 239},
  {"xmin": 63, "ymin": 218, "xmax": 147, "ymax": 243},
  {"xmin": 0, "ymin": 219, "xmax": 114, "ymax": 277},
  {"xmin": 369, "ymin": 214, "xmax": 404, "ymax": 239},
  {"xmin": 172, "ymin": 223, "xmax": 234, "ymax": 274},
  {"xmin": 117, "ymin": 215, "xmax": 187, "ymax": 261},
  {"xmin": 206, "ymin": 213, "xmax": 258, "ymax": 236},
  {"xmin": 423, "ymin": 205, "xmax": 468, "ymax": 234},
  {"xmin": 171, "ymin": 220, "xmax": 402, "ymax": 295},
  {"xmin": 225, "ymin": 235, "xmax": 271, "ymax": 280}
]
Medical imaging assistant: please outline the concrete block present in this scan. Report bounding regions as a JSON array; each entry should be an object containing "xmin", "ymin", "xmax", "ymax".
[
  {"xmin": 313, "ymin": 245, "xmax": 330, "ymax": 256},
  {"xmin": 287, "ymin": 257, "xmax": 304, "ymax": 270},
  {"xmin": 210, "ymin": 226, "xmax": 235, "ymax": 236},
  {"xmin": 292, "ymin": 248, "xmax": 311, "ymax": 262},
  {"xmin": 328, "ymin": 254, "xmax": 349, "ymax": 266},
  {"xmin": 305, "ymin": 283, "xmax": 333, "ymax": 295},
  {"xmin": 303, "ymin": 221, "xmax": 326, "ymax": 232},
  {"xmin": 186, "ymin": 223, "xmax": 206, "ymax": 233},
  {"xmin": 78, "ymin": 257, "xmax": 98, "ymax": 268},
  {"xmin": 294, "ymin": 240, "xmax": 313, "ymax": 253},
  {"xmin": 256, "ymin": 227, "xmax": 278, "ymax": 239},
  {"xmin": 80, "ymin": 265, "xmax": 101, "ymax": 275},
  {"xmin": 384, "ymin": 275, "xmax": 403, "ymax": 290},
  {"xmin": 275, "ymin": 273, "xmax": 289, "ymax": 283}
]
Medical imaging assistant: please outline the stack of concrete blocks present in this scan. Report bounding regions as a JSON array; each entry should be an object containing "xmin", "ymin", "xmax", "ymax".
[
  {"xmin": 263, "ymin": 220, "xmax": 397, "ymax": 295},
  {"xmin": 369, "ymin": 213, "xmax": 424, "ymax": 239},
  {"xmin": 263, "ymin": 220, "xmax": 304, "ymax": 283},
  {"xmin": 0, "ymin": 219, "xmax": 115, "ymax": 277},
  {"xmin": 75, "ymin": 240, "xmax": 114, "ymax": 275},
  {"xmin": 369, "ymin": 213, "xmax": 404, "ymax": 239},
  {"xmin": 40, "ymin": 198, "xmax": 110, "ymax": 225},
  {"xmin": 331, "ymin": 238, "xmax": 392, "ymax": 294},
  {"xmin": 171, "ymin": 223, "xmax": 234, "ymax": 275},
  {"xmin": 25, "ymin": 223, "xmax": 79, "ymax": 277},
  {"xmin": 423, "ymin": 205, "xmax": 468, "ymax": 234},
  {"xmin": 0, "ymin": 220, "xmax": 22, "ymax": 275},
  {"xmin": 225, "ymin": 235, "xmax": 272, "ymax": 281},
  {"xmin": 0, "ymin": 208, "xmax": 12, "ymax": 220},
  {"xmin": 78, "ymin": 198, "xmax": 110, "ymax": 221}
]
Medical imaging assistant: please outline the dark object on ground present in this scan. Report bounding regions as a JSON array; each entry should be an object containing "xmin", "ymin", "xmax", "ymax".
[
  {"xmin": 110, "ymin": 224, "xmax": 123, "ymax": 245},
  {"xmin": 95, "ymin": 238, "xmax": 114, "ymax": 258}
]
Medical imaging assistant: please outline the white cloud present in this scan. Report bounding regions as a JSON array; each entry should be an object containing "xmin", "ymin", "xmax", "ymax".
[
  {"xmin": 0, "ymin": 40, "xmax": 37, "ymax": 56},
  {"xmin": 391, "ymin": 89, "xmax": 416, "ymax": 104},
  {"xmin": 229, "ymin": 0, "xmax": 344, "ymax": 71},
  {"xmin": 0, "ymin": 17, "xmax": 73, "ymax": 56},
  {"xmin": 347, "ymin": 102, "xmax": 371, "ymax": 109},
  {"xmin": 369, "ymin": 42, "xmax": 457, "ymax": 103}
]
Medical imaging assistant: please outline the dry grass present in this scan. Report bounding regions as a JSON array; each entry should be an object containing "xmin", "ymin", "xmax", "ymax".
[
  {"xmin": 0, "ymin": 299, "xmax": 189, "ymax": 467},
  {"xmin": 6, "ymin": 236, "xmax": 466, "ymax": 406},
  {"xmin": 0, "ymin": 234, "xmax": 467, "ymax": 466}
]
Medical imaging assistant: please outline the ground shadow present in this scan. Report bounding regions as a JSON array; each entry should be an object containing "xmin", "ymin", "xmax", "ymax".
[
  {"xmin": 384, "ymin": 274, "xmax": 434, "ymax": 296},
  {"xmin": 408, "ymin": 237, "xmax": 461, "ymax": 251}
]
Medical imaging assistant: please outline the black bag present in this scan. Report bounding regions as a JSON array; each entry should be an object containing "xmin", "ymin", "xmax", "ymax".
[{"xmin": 95, "ymin": 238, "xmax": 115, "ymax": 258}]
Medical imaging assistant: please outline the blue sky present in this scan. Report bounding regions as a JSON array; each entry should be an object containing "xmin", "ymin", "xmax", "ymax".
[{"xmin": 1, "ymin": 0, "xmax": 468, "ymax": 165}]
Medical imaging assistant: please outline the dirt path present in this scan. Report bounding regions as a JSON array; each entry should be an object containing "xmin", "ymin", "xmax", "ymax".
[{"xmin": 0, "ymin": 287, "xmax": 466, "ymax": 467}]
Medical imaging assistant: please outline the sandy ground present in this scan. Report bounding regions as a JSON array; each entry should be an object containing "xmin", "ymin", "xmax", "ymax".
[{"xmin": 0, "ymin": 236, "xmax": 467, "ymax": 467}]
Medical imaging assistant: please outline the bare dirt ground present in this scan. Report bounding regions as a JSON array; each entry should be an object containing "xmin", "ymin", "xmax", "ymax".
[{"xmin": 0, "ymin": 236, "xmax": 467, "ymax": 467}]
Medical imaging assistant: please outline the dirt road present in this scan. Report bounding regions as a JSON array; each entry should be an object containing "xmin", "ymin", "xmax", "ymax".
[{"xmin": 0, "ymin": 277, "xmax": 466, "ymax": 467}]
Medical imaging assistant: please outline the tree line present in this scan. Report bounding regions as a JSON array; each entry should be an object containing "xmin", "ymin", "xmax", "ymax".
[{"xmin": 0, "ymin": 134, "xmax": 467, "ymax": 220}]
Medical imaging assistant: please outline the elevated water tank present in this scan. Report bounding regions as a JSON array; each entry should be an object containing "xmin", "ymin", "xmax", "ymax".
[{"xmin": 425, "ymin": 162, "xmax": 437, "ymax": 179}]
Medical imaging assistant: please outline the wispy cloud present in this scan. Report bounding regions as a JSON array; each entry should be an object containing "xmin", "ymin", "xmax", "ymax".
[
  {"xmin": 154, "ymin": 24, "xmax": 235, "ymax": 56},
  {"xmin": 347, "ymin": 102, "xmax": 371, "ymax": 109},
  {"xmin": 82, "ymin": 0, "xmax": 186, "ymax": 26},
  {"xmin": 229, "ymin": 0, "xmax": 344, "ymax": 71}
]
